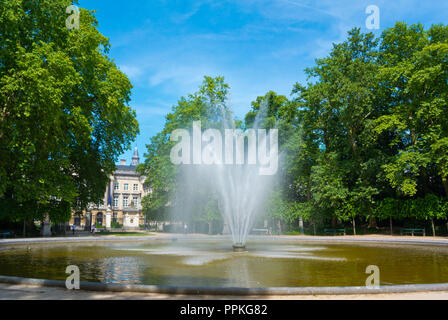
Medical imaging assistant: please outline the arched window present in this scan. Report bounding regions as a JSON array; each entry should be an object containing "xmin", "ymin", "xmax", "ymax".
[{"xmin": 96, "ymin": 212, "xmax": 103, "ymax": 226}]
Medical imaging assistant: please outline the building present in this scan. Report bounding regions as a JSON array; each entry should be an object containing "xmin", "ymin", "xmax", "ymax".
[{"xmin": 70, "ymin": 147, "xmax": 150, "ymax": 230}]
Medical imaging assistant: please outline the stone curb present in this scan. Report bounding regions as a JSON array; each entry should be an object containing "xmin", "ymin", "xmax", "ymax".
[
  {"xmin": 1, "ymin": 275, "xmax": 448, "ymax": 296},
  {"xmin": 1, "ymin": 235, "xmax": 448, "ymax": 247}
]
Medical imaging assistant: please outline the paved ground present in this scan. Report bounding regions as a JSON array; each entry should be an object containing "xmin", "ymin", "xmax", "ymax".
[
  {"xmin": 1, "ymin": 234, "xmax": 448, "ymax": 300},
  {"xmin": 1, "ymin": 283, "xmax": 448, "ymax": 300}
]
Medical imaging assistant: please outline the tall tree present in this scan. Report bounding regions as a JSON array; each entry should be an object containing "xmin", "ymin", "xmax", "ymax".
[
  {"xmin": 138, "ymin": 76, "xmax": 229, "ymax": 222},
  {"xmin": 0, "ymin": 0, "xmax": 139, "ymax": 224},
  {"xmin": 294, "ymin": 28, "xmax": 384, "ymax": 231},
  {"xmin": 375, "ymin": 23, "xmax": 448, "ymax": 197}
]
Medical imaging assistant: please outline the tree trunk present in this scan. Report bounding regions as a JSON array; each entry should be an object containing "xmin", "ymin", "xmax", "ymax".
[
  {"xmin": 422, "ymin": 169, "xmax": 430, "ymax": 195},
  {"xmin": 431, "ymin": 218, "xmax": 436, "ymax": 237},
  {"xmin": 298, "ymin": 216, "xmax": 304, "ymax": 235},
  {"xmin": 368, "ymin": 216, "xmax": 377, "ymax": 229},
  {"xmin": 277, "ymin": 220, "xmax": 282, "ymax": 235},
  {"xmin": 352, "ymin": 217, "xmax": 356, "ymax": 236},
  {"xmin": 87, "ymin": 211, "xmax": 92, "ymax": 231},
  {"xmin": 390, "ymin": 217, "xmax": 393, "ymax": 236},
  {"xmin": 23, "ymin": 219, "xmax": 26, "ymax": 237},
  {"xmin": 208, "ymin": 221, "xmax": 212, "ymax": 235},
  {"xmin": 348, "ymin": 130, "xmax": 359, "ymax": 159},
  {"xmin": 313, "ymin": 223, "xmax": 316, "ymax": 236},
  {"xmin": 331, "ymin": 216, "xmax": 337, "ymax": 228},
  {"xmin": 442, "ymin": 177, "xmax": 448, "ymax": 198}
]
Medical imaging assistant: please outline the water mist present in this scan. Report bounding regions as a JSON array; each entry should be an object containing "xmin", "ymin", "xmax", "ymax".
[{"xmin": 170, "ymin": 101, "xmax": 278, "ymax": 250}]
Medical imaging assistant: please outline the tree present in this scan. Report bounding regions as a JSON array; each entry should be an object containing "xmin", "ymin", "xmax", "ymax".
[
  {"xmin": 374, "ymin": 198, "xmax": 401, "ymax": 235},
  {"xmin": 375, "ymin": 23, "xmax": 448, "ymax": 198},
  {"xmin": 0, "ymin": 0, "xmax": 139, "ymax": 227},
  {"xmin": 202, "ymin": 198, "xmax": 221, "ymax": 235},
  {"xmin": 244, "ymin": 91, "xmax": 289, "ymax": 131},
  {"xmin": 291, "ymin": 28, "xmax": 386, "ymax": 230},
  {"xmin": 138, "ymin": 76, "xmax": 229, "ymax": 221}
]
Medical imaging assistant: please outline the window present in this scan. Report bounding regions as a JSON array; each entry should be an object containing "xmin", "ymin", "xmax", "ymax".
[
  {"xmin": 112, "ymin": 213, "xmax": 118, "ymax": 223},
  {"xmin": 114, "ymin": 183, "xmax": 119, "ymax": 190},
  {"xmin": 133, "ymin": 196, "xmax": 139, "ymax": 208},
  {"xmin": 133, "ymin": 184, "xmax": 138, "ymax": 191},
  {"xmin": 113, "ymin": 196, "xmax": 119, "ymax": 208},
  {"xmin": 124, "ymin": 184, "xmax": 129, "ymax": 191},
  {"xmin": 123, "ymin": 196, "xmax": 128, "ymax": 208},
  {"xmin": 96, "ymin": 212, "xmax": 103, "ymax": 226}
]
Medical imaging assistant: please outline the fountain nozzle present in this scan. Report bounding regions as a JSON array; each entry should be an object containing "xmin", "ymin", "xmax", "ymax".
[{"xmin": 232, "ymin": 244, "xmax": 246, "ymax": 252}]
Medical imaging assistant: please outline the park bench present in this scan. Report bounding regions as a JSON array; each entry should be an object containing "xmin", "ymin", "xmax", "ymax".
[
  {"xmin": 324, "ymin": 228, "xmax": 346, "ymax": 236},
  {"xmin": 400, "ymin": 228, "xmax": 426, "ymax": 237},
  {"xmin": 252, "ymin": 228, "xmax": 269, "ymax": 235},
  {"xmin": 0, "ymin": 232, "xmax": 12, "ymax": 239}
]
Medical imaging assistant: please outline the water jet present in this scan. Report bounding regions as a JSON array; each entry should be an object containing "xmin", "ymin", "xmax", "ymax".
[{"xmin": 171, "ymin": 101, "xmax": 277, "ymax": 249}]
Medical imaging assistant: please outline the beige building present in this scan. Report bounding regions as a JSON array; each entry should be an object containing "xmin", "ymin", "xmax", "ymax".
[{"xmin": 70, "ymin": 147, "xmax": 150, "ymax": 230}]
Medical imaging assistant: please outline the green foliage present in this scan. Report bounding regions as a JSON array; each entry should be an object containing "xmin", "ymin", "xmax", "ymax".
[
  {"xmin": 0, "ymin": 1, "xmax": 139, "ymax": 222},
  {"xmin": 202, "ymin": 199, "xmax": 221, "ymax": 223},
  {"xmin": 141, "ymin": 23, "xmax": 448, "ymax": 233},
  {"xmin": 375, "ymin": 23, "xmax": 448, "ymax": 197},
  {"xmin": 138, "ymin": 76, "xmax": 229, "ymax": 224},
  {"xmin": 374, "ymin": 198, "xmax": 401, "ymax": 220},
  {"xmin": 244, "ymin": 23, "xmax": 448, "ymax": 230},
  {"xmin": 375, "ymin": 195, "xmax": 448, "ymax": 221},
  {"xmin": 111, "ymin": 222, "xmax": 123, "ymax": 229},
  {"xmin": 95, "ymin": 222, "xmax": 105, "ymax": 229},
  {"xmin": 265, "ymin": 192, "xmax": 306, "ymax": 230}
]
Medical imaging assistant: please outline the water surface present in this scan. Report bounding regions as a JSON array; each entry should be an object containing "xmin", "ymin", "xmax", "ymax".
[{"xmin": 1, "ymin": 240, "xmax": 447, "ymax": 287}]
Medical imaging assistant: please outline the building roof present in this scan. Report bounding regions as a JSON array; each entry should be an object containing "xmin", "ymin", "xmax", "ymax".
[
  {"xmin": 115, "ymin": 165, "xmax": 140, "ymax": 177},
  {"xmin": 116, "ymin": 165, "xmax": 138, "ymax": 171},
  {"xmin": 115, "ymin": 147, "xmax": 141, "ymax": 176}
]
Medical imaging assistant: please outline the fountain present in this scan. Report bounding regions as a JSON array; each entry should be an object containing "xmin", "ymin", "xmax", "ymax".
[
  {"xmin": 171, "ymin": 101, "xmax": 277, "ymax": 250},
  {"xmin": 215, "ymin": 162, "xmax": 274, "ymax": 250},
  {"xmin": 232, "ymin": 243, "xmax": 247, "ymax": 252}
]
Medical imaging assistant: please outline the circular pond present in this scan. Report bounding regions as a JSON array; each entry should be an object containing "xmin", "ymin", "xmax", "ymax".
[{"xmin": 1, "ymin": 239, "xmax": 448, "ymax": 288}]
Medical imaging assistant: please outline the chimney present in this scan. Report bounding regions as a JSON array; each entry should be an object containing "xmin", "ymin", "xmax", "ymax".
[{"xmin": 120, "ymin": 159, "xmax": 126, "ymax": 166}]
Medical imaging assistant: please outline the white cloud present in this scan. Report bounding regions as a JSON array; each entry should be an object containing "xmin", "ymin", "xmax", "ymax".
[
  {"xmin": 120, "ymin": 65, "xmax": 144, "ymax": 79},
  {"xmin": 114, "ymin": 0, "xmax": 448, "ymax": 124},
  {"xmin": 149, "ymin": 65, "xmax": 212, "ymax": 88}
]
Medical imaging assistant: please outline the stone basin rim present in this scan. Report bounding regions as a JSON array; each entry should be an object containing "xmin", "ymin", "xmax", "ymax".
[
  {"xmin": 1, "ymin": 234, "xmax": 448, "ymax": 247},
  {"xmin": 1, "ymin": 275, "xmax": 448, "ymax": 295}
]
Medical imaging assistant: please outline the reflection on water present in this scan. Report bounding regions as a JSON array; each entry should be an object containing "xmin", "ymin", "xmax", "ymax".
[
  {"xmin": 100, "ymin": 257, "xmax": 143, "ymax": 284},
  {"xmin": 1, "ymin": 240, "xmax": 448, "ymax": 287}
]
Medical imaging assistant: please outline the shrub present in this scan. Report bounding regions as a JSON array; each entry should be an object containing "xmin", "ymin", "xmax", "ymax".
[{"xmin": 111, "ymin": 222, "xmax": 123, "ymax": 229}]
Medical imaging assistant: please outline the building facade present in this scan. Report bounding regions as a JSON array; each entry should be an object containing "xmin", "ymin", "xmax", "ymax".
[{"xmin": 70, "ymin": 148, "xmax": 150, "ymax": 230}]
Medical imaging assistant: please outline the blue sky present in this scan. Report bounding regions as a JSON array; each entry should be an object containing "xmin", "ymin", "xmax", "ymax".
[{"xmin": 77, "ymin": 0, "xmax": 448, "ymax": 163}]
